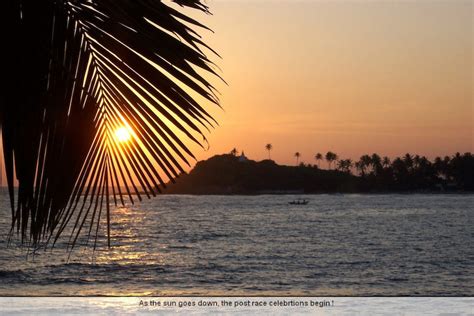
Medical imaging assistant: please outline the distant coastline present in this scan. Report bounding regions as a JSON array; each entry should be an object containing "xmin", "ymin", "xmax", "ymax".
[
  {"xmin": 2, "ymin": 152, "xmax": 472, "ymax": 195},
  {"xmin": 162, "ymin": 153, "xmax": 474, "ymax": 195}
]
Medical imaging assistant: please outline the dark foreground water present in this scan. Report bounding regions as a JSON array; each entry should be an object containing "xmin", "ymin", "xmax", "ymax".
[{"xmin": 0, "ymin": 194, "xmax": 472, "ymax": 296}]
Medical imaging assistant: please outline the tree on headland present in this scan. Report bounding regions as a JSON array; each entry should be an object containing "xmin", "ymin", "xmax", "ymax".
[
  {"xmin": 315, "ymin": 153, "xmax": 323, "ymax": 168},
  {"xmin": 334, "ymin": 151, "xmax": 472, "ymax": 191},
  {"xmin": 0, "ymin": 0, "xmax": 221, "ymax": 249},
  {"xmin": 265, "ymin": 144, "xmax": 273, "ymax": 160},
  {"xmin": 167, "ymin": 151, "xmax": 474, "ymax": 194},
  {"xmin": 403, "ymin": 153, "xmax": 414, "ymax": 173},
  {"xmin": 370, "ymin": 153, "xmax": 382, "ymax": 176},
  {"xmin": 325, "ymin": 151, "xmax": 338, "ymax": 169},
  {"xmin": 230, "ymin": 148, "xmax": 239, "ymax": 156},
  {"xmin": 346, "ymin": 159, "xmax": 353, "ymax": 173},
  {"xmin": 413, "ymin": 155, "xmax": 422, "ymax": 169},
  {"xmin": 357, "ymin": 154, "xmax": 372, "ymax": 176},
  {"xmin": 337, "ymin": 159, "xmax": 353, "ymax": 174},
  {"xmin": 433, "ymin": 156, "xmax": 447, "ymax": 178},
  {"xmin": 354, "ymin": 161, "xmax": 364, "ymax": 176},
  {"xmin": 294, "ymin": 152, "xmax": 301, "ymax": 165}
]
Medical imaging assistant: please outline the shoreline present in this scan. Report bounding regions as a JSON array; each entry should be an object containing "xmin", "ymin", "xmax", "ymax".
[{"xmin": 147, "ymin": 191, "xmax": 474, "ymax": 196}]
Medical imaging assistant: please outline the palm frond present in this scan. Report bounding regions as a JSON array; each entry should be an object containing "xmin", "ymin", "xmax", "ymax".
[{"xmin": 0, "ymin": 0, "xmax": 221, "ymax": 249}]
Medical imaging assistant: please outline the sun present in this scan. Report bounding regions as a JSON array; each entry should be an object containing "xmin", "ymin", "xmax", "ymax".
[{"xmin": 115, "ymin": 126, "xmax": 132, "ymax": 143}]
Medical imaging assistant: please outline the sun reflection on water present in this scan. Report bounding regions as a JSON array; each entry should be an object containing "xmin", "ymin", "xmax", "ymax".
[{"xmin": 2, "ymin": 194, "xmax": 472, "ymax": 296}]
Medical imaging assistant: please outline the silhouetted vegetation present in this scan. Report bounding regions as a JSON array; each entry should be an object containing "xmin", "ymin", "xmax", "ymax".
[
  {"xmin": 265, "ymin": 144, "xmax": 273, "ymax": 160},
  {"xmin": 325, "ymin": 151, "xmax": 338, "ymax": 169},
  {"xmin": 165, "ymin": 152, "xmax": 474, "ymax": 194},
  {"xmin": 1, "ymin": 0, "xmax": 220, "ymax": 248},
  {"xmin": 314, "ymin": 153, "xmax": 323, "ymax": 168},
  {"xmin": 352, "ymin": 152, "xmax": 474, "ymax": 192},
  {"xmin": 294, "ymin": 152, "xmax": 301, "ymax": 165},
  {"xmin": 165, "ymin": 154, "xmax": 359, "ymax": 194}
]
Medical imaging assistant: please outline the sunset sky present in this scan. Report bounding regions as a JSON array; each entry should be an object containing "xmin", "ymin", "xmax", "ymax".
[
  {"xmin": 185, "ymin": 0, "xmax": 473, "ymax": 166},
  {"xmin": 0, "ymin": 0, "xmax": 472, "ymax": 184}
]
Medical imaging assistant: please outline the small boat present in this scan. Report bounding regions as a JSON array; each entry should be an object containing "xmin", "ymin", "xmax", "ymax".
[{"xmin": 289, "ymin": 199, "xmax": 309, "ymax": 205}]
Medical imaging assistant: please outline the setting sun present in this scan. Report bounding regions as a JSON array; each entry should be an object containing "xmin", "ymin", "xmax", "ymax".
[{"xmin": 115, "ymin": 126, "xmax": 132, "ymax": 143}]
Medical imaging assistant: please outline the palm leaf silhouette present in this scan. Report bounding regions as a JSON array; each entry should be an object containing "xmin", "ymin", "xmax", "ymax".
[{"xmin": 0, "ymin": 0, "xmax": 221, "ymax": 250}]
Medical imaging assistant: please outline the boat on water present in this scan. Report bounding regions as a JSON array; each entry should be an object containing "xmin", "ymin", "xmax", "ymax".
[{"xmin": 289, "ymin": 199, "xmax": 309, "ymax": 205}]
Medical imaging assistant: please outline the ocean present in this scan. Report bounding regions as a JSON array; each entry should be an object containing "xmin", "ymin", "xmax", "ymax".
[{"xmin": 0, "ymin": 193, "xmax": 473, "ymax": 296}]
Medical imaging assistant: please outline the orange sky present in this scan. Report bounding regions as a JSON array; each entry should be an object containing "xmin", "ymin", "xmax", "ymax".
[
  {"xmin": 0, "ymin": 0, "xmax": 472, "ymax": 185},
  {"xmin": 183, "ymin": 0, "xmax": 473, "ymax": 167}
]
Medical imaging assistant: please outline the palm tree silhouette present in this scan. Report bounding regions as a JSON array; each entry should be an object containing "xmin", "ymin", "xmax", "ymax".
[
  {"xmin": 354, "ymin": 161, "xmax": 363, "ymax": 176},
  {"xmin": 337, "ymin": 159, "xmax": 353, "ymax": 173},
  {"xmin": 0, "ymin": 1, "xmax": 221, "ymax": 248},
  {"xmin": 325, "ymin": 151, "xmax": 338, "ymax": 169},
  {"xmin": 371, "ymin": 153, "xmax": 382, "ymax": 176},
  {"xmin": 294, "ymin": 152, "xmax": 301, "ymax": 165},
  {"xmin": 336, "ymin": 159, "xmax": 344, "ymax": 171},
  {"xmin": 358, "ymin": 154, "xmax": 372, "ymax": 176},
  {"xmin": 403, "ymin": 153, "xmax": 414, "ymax": 174},
  {"xmin": 345, "ymin": 159, "xmax": 353, "ymax": 173},
  {"xmin": 265, "ymin": 144, "xmax": 273, "ymax": 160},
  {"xmin": 315, "ymin": 153, "xmax": 323, "ymax": 168}
]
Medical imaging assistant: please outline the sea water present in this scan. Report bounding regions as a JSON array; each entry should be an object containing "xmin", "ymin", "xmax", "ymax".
[{"xmin": 0, "ymin": 193, "xmax": 472, "ymax": 296}]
